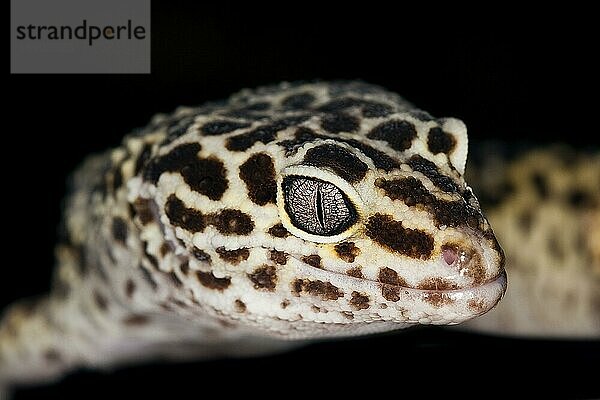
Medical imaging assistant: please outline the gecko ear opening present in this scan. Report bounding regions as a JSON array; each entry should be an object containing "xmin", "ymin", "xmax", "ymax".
[{"xmin": 440, "ymin": 117, "xmax": 468, "ymax": 175}]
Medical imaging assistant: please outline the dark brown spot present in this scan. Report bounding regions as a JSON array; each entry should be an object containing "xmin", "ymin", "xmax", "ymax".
[
  {"xmin": 301, "ymin": 255, "xmax": 322, "ymax": 269},
  {"xmin": 467, "ymin": 298, "xmax": 486, "ymax": 313},
  {"xmin": 44, "ymin": 349, "xmax": 62, "ymax": 362},
  {"xmin": 378, "ymin": 267, "xmax": 404, "ymax": 286},
  {"xmin": 427, "ymin": 127, "xmax": 456, "ymax": 154},
  {"xmin": 375, "ymin": 176, "xmax": 434, "ymax": 207},
  {"xmin": 277, "ymin": 127, "xmax": 400, "ymax": 171},
  {"xmin": 216, "ymin": 247, "xmax": 250, "ymax": 265},
  {"xmin": 366, "ymin": 214, "xmax": 434, "ymax": 259},
  {"xmin": 144, "ymin": 143, "xmax": 201, "ymax": 183},
  {"xmin": 180, "ymin": 261, "xmax": 190, "ymax": 275},
  {"xmin": 112, "ymin": 167, "xmax": 123, "ymax": 193},
  {"xmin": 303, "ymin": 144, "xmax": 368, "ymax": 183},
  {"xmin": 277, "ymin": 127, "xmax": 322, "ymax": 156},
  {"xmin": 343, "ymin": 138, "xmax": 400, "ymax": 172},
  {"xmin": 268, "ymin": 223, "xmax": 290, "ymax": 238},
  {"xmin": 423, "ymin": 292, "xmax": 454, "ymax": 307},
  {"xmin": 317, "ymin": 97, "xmax": 363, "ymax": 113},
  {"xmin": 196, "ymin": 271, "xmax": 231, "ymax": 291},
  {"xmin": 282, "ymin": 92, "xmax": 316, "ymax": 109},
  {"xmin": 159, "ymin": 242, "xmax": 172, "ymax": 257},
  {"xmin": 134, "ymin": 143, "xmax": 153, "ymax": 175},
  {"xmin": 381, "ymin": 288, "xmax": 400, "ymax": 304},
  {"xmin": 208, "ymin": 209, "xmax": 255, "ymax": 235},
  {"xmin": 291, "ymin": 279, "xmax": 343, "ymax": 300},
  {"xmin": 94, "ymin": 164, "xmax": 111, "ymax": 199},
  {"xmin": 224, "ymin": 111, "xmax": 269, "ymax": 121},
  {"xmin": 239, "ymin": 153, "xmax": 277, "ymax": 205},
  {"xmin": 192, "ymin": 248, "xmax": 211, "ymax": 262},
  {"xmin": 361, "ymin": 101, "xmax": 393, "ymax": 118},
  {"xmin": 531, "ymin": 172, "xmax": 549, "ymax": 198},
  {"xmin": 311, "ymin": 305, "xmax": 321, "ymax": 313},
  {"xmin": 291, "ymin": 279, "xmax": 303, "ymax": 295},
  {"xmin": 567, "ymin": 189, "xmax": 595, "ymax": 208},
  {"xmin": 321, "ymin": 112, "xmax": 360, "ymax": 133},
  {"xmin": 281, "ymin": 299, "xmax": 290, "ymax": 309},
  {"xmin": 334, "ymin": 242, "xmax": 360, "ymax": 263},
  {"xmin": 93, "ymin": 291, "xmax": 108, "ymax": 311},
  {"xmin": 417, "ymin": 277, "xmax": 459, "ymax": 291},
  {"xmin": 111, "ymin": 217, "xmax": 128, "ymax": 244},
  {"xmin": 346, "ymin": 267, "xmax": 364, "ymax": 279},
  {"xmin": 125, "ymin": 279, "xmax": 136, "ymax": 298},
  {"xmin": 378, "ymin": 267, "xmax": 408, "ymax": 302},
  {"xmin": 248, "ymin": 265, "xmax": 277, "ymax": 291},
  {"xmin": 463, "ymin": 253, "xmax": 486, "ymax": 285},
  {"xmin": 133, "ymin": 197, "xmax": 157, "ymax": 225},
  {"xmin": 166, "ymin": 272, "xmax": 183, "ymax": 288},
  {"xmin": 226, "ymin": 121, "xmax": 289, "ymax": 151},
  {"xmin": 269, "ymin": 250, "xmax": 288, "ymax": 265},
  {"xmin": 170, "ymin": 298, "xmax": 189, "ymax": 308},
  {"xmin": 234, "ymin": 299, "xmax": 247, "ymax": 313},
  {"xmin": 165, "ymin": 195, "xmax": 205, "ymax": 232},
  {"xmin": 430, "ymin": 199, "xmax": 482, "ymax": 230},
  {"xmin": 408, "ymin": 155, "xmax": 459, "ymax": 193},
  {"xmin": 368, "ymin": 120, "xmax": 417, "ymax": 151},
  {"xmin": 68, "ymin": 245, "xmax": 88, "ymax": 275},
  {"xmin": 349, "ymin": 291, "xmax": 370, "ymax": 310},
  {"xmin": 139, "ymin": 265, "xmax": 158, "ymax": 290},
  {"xmin": 161, "ymin": 116, "xmax": 195, "ymax": 146},
  {"xmin": 180, "ymin": 157, "xmax": 228, "ymax": 201},
  {"xmin": 277, "ymin": 114, "xmax": 312, "ymax": 126},
  {"xmin": 123, "ymin": 315, "xmax": 150, "ymax": 325},
  {"xmin": 239, "ymin": 101, "xmax": 271, "ymax": 110},
  {"xmin": 201, "ymin": 120, "xmax": 251, "ymax": 135},
  {"xmin": 317, "ymin": 97, "xmax": 393, "ymax": 118}
]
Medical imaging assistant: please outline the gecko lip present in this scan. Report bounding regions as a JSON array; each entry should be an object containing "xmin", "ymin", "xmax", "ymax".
[
  {"xmin": 377, "ymin": 270, "xmax": 507, "ymax": 295},
  {"xmin": 371, "ymin": 270, "xmax": 507, "ymax": 315},
  {"xmin": 290, "ymin": 251, "xmax": 507, "ymax": 298}
]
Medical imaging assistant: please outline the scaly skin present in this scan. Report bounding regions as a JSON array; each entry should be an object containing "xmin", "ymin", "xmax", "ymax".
[{"xmin": 1, "ymin": 81, "xmax": 508, "ymax": 390}]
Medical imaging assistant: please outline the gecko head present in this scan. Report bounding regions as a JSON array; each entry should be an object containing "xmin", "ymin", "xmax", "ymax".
[
  {"xmin": 262, "ymin": 117, "xmax": 506, "ymax": 338},
  {"xmin": 139, "ymin": 83, "xmax": 506, "ymax": 339}
]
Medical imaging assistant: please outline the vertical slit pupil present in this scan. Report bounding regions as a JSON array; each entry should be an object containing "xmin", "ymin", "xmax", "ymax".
[
  {"xmin": 282, "ymin": 175, "xmax": 358, "ymax": 237},
  {"xmin": 315, "ymin": 186, "xmax": 325, "ymax": 231}
]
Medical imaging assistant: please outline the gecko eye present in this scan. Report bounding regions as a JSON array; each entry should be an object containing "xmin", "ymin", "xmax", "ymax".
[{"xmin": 282, "ymin": 175, "xmax": 358, "ymax": 236}]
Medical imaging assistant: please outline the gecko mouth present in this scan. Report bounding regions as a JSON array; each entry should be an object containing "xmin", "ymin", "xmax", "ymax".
[
  {"xmin": 374, "ymin": 270, "xmax": 507, "ymax": 295},
  {"xmin": 361, "ymin": 269, "xmax": 506, "ymax": 314},
  {"xmin": 289, "ymin": 251, "xmax": 507, "ymax": 294},
  {"xmin": 288, "ymin": 249, "xmax": 507, "ymax": 315}
]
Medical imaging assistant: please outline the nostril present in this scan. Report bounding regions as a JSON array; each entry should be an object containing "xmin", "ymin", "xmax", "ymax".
[{"xmin": 442, "ymin": 245, "xmax": 458, "ymax": 266}]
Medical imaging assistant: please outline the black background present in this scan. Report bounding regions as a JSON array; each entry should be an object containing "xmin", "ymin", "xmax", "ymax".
[{"xmin": 5, "ymin": 4, "xmax": 600, "ymax": 398}]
